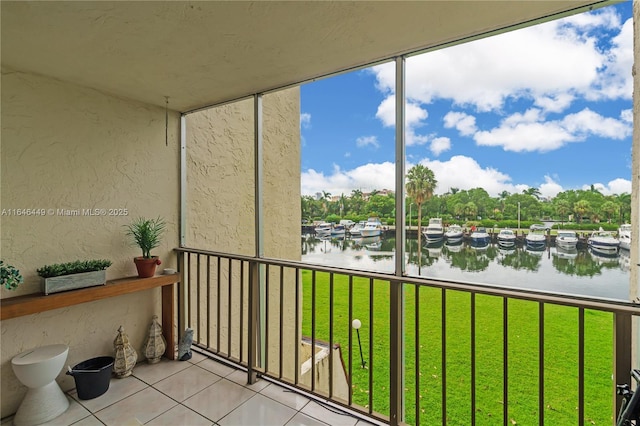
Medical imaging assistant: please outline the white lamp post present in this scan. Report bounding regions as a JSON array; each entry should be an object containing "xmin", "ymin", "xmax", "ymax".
[{"xmin": 352, "ymin": 319, "xmax": 365, "ymax": 368}]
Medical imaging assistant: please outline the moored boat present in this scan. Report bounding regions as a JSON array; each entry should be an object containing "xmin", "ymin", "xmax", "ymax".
[
  {"xmin": 422, "ymin": 218, "xmax": 444, "ymax": 243},
  {"xmin": 588, "ymin": 227, "xmax": 619, "ymax": 254},
  {"xmin": 444, "ymin": 224, "xmax": 464, "ymax": 244},
  {"xmin": 525, "ymin": 229, "xmax": 546, "ymax": 250},
  {"xmin": 497, "ymin": 229, "xmax": 516, "ymax": 248},
  {"xmin": 331, "ymin": 224, "xmax": 346, "ymax": 237},
  {"xmin": 361, "ymin": 218, "xmax": 383, "ymax": 237},
  {"xmin": 315, "ymin": 222, "xmax": 332, "ymax": 237},
  {"xmin": 349, "ymin": 221, "xmax": 366, "ymax": 237},
  {"xmin": 555, "ymin": 230, "xmax": 578, "ymax": 250},
  {"xmin": 469, "ymin": 227, "xmax": 490, "ymax": 247},
  {"xmin": 618, "ymin": 223, "xmax": 631, "ymax": 251}
]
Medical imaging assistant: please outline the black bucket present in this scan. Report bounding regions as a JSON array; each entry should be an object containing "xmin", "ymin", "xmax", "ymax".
[{"xmin": 66, "ymin": 356, "xmax": 114, "ymax": 400}]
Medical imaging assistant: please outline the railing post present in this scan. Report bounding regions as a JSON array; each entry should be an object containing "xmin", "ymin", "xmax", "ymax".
[
  {"xmin": 177, "ymin": 251, "xmax": 186, "ymax": 342},
  {"xmin": 390, "ymin": 279, "xmax": 403, "ymax": 426},
  {"xmin": 614, "ymin": 312, "xmax": 632, "ymax": 420},
  {"xmin": 247, "ymin": 260, "xmax": 259, "ymax": 384}
]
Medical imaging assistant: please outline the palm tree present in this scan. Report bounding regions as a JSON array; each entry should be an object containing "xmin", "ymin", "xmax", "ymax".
[
  {"xmin": 523, "ymin": 187, "xmax": 541, "ymax": 200},
  {"xmin": 555, "ymin": 200, "xmax": 571, "ymax": 225},
  {"xmin": 600, "ymin": 201, "xmax": 618, "ymax": 223},
  {"xmin": 406, "ymin": 165, "xmax": 437, "ymax": 266},
  {"xmin": 574, "ymin": 200, "xmax": 591, "ymax": 224}
]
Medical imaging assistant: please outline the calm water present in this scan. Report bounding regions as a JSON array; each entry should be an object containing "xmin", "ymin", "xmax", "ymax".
[{"xmin": 301, "ymin": 234, "xmax": 630, "ymax": 301}]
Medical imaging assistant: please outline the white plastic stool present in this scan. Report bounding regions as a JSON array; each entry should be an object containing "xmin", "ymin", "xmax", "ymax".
[{"xmin": 11, "ymin": 344, "xmax": 70, "ymax": 426}]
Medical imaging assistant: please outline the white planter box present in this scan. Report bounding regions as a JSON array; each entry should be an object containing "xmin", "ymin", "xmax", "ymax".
[{"xmin": 42, "ymin": 270, "xmax": 107, "ymax": 295}]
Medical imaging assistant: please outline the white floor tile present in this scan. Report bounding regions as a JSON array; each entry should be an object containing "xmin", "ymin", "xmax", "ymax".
[
  {"xmin": 132, "ymin": 358, "xmax": 191, "ymax": 385},
  {"xmin": 196, "ymin": 358, "xmax": 236, "ymax": 377},
  {"xmin": 93, "ymin": 387, "xmax": 176, "ymax": 426},
  {"xmin": 183, "ymin": 378, "xmax": 255, "ymax": 422},
  {"xmin": 226, "ymin": 369, "xmax": 270, "ymax": 391},
  {"xmin": 260, "ymin": 384, "xmax": 310, "ymax": 411},
  {"xmin": 69, "ymin": 416, "xmax": 105, "ymax": 426},
  {"xmin": 218, "ymin": 394, "xmax": 296, "ymax": 426},
  {"xmin": 301, "ymin": 401, "xmax": 358, "ymax": 426},
  {"xmin": 285, "ymin": 412, "xmax": 330, "ymax": 426},
  {"xmin": 146, "ymin": 405, "xmax": 214, "ymax": 426},
  {"xmin": 153, "ymin": 365, "xmax": 221, "ymax": 402}
]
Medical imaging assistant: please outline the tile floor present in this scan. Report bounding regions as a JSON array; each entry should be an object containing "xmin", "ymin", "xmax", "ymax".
[{"xmin": 4, "ymin": 351, "xmax": 379, "ymax": 426}]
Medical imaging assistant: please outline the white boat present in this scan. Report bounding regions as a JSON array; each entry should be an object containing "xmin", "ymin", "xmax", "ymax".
[
  {"xmin": 360, "ymin": 218, "xmax": 383, "ymax": 237},
  {"xmin": 555, "ymin": 230, "xmax": 578, "ymax": 250},
  {"xmin": 444, "ymin": 224, "xmax": 464, "ymax": 244},
  {"xmin": 331, "ymin": 224, "xmax": 346, "ymax": 237},
  {"xmin": 588, "ymin": 228, "xmax": 619, "ymax": 254},
  {"xmin": 349, "ymin": 221, "xmax": 366, "ymax": 237},
  {"xmin": 469, "ymin": 227, "xmax": 490, "ymax": 247},
  {"xmin": 618, "ymin": 224, "xmax": 631, "ymax": 251},
  {"xmin": 422, "ymin": 218, "xmax": 444, "ymax": 243},
  {"xmin": 315, "ymin": 222, "xmax": 332, "ymax": 237},
  {"xmin": 497, "ymin": 229, "xmax": 516, "ymax": 248},
  {"xmin": 525, "ymin": 229, "xmax": 546, "ymax": 250}
]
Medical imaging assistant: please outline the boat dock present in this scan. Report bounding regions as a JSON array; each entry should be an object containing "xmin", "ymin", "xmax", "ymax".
[{"xmin": 303, "ymin": 225, "xmax": 593, "ymax": 248}]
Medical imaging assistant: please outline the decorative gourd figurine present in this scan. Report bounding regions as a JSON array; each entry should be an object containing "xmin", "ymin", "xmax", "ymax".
[
  {"xmin": 113, "ymin": 325, "xmax": 137, "ymax": 378},
  {"xmin": 142, "ymin": 315, "xmax": 166, "ymax": 364},
  {"xmin": 178, "ymin": 328, "xmax": 194, "ymax": 361}
]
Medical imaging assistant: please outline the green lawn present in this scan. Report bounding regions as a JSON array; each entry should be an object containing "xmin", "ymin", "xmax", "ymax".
[{"xmin": 301, "ymin": 270, "xmax": 614, "ymax": 425}]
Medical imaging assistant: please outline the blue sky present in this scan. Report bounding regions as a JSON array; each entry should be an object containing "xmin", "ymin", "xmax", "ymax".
[{"xmin": 300, "ymin": 2, "xmax": 633, "ymax": 199}]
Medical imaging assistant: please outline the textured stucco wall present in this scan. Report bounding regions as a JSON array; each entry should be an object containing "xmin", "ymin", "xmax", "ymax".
[
  {"xmin": 185, "ymin": 89, "xmax": 301, "ymax": 378},
  {"xmin": 0, "ymin": 68, "xmax": 180, "ymax": 416}
]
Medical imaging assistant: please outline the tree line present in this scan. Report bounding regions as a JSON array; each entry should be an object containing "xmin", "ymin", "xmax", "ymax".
[{"xmin": 302, "ymin": 166, "xmax": 631, "ymax": 228}]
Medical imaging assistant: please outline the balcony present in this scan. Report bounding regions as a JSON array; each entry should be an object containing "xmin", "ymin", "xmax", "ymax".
[
  {"xmin": 1, "ymin": 350, "xmax": 378, "ymax": 426},
  {"xmin": 175, "ymin": 247, "xmax": 640, "ymax": 425},
  {"xmin": 1, "ymin": 1, "xmax": 637, "ymax": 424}
]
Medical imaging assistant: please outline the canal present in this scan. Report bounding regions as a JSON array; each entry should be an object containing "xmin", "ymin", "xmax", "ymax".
[{"xmin": 301, "ymin": 234, "xmax": 630, "ymax": 301}]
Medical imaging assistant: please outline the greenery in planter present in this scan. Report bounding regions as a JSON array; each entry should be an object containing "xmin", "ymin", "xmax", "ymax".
[
  {"xmin": 125, "ymin": 216, "xmax": 166, "ymax": 259},
  {"xmin": 1, "ymin": 261, "xmax": 23, "ymax": 290},
  {"xmin": 37, "ymin": 259, "xmax": 112, "ymax": 278}
]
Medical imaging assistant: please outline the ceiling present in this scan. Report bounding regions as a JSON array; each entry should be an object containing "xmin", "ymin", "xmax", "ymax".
[{"xmin": 1, "ymin": 1, "xmax": 615, "ymax": 113}]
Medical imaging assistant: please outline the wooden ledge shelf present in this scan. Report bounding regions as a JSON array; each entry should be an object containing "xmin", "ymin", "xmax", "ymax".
[{"xmin": 1, "ymin": 273, "xmax": 180, "ymax": 359}]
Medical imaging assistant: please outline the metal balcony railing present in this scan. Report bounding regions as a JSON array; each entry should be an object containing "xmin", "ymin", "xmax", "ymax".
[{"xmin": 175, "ymin": 247, "xmax": 640, "ymax": 426}]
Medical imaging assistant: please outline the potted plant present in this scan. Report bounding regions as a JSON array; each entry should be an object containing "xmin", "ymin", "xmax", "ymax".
[
  {"xmin": 125, "ymin": 216, "xmax": 166, "ymax": 278},
  {"xmin": 1, "ymin": 261, "xmax": 23, "ymax": 290},
  {"xmin": 37, "ymin": 259, "xmax": 112, "ymax": 295}
]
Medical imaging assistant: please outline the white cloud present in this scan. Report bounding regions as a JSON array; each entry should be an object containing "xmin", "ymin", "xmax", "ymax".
[
  {"xmin": 582, "ymin": 178, "xmax": 632, "ymax": 196},
  {"xmin": 590, "ymin": 18, "xmax": 633, "ymax": 100},
  {"xmin": 300, "ymin": 112, "xmax": 311, "ymax": 128},
  {"xmin": 534, "ymin": 93, "xmax": 575, "ymax": 113},
  {"xmin": 560, "ymin": 6, "xmax": 621, "ymax": 29},
  {"xmin": 443, "ymin": 111, "xmax": 477, "ymax": 136},
  {"xmin": 301, "ymin": 163, "xmax": 396, "ymax": 196},
  {"xmin": 376, "ymin": 95, "xmax": 429, "ymax": 146},
  {"xmin": 539, "ymin": 175, "xmax": 564, "ymax": 199},
  {"xmin": 416, "ymin": 156, "xmax": 528, "ymax": 197},
  {"xmin": 430, "ymin": 137, "xmax": 451, "ymax": 156},
  {"xmin": 302, "ymin": 156, "xmax": 631, "ymax": 198},
  {"xmin": 562, "ymin": 108, "xmax": 632, "ymax": 139},
  {"xmin": 620, "ymin": 108, "xmax": 633, "ymax": 123},
  {"xmin": 370, "ymin": 9, "xmax": 631, "ymax": 112},
  {"xmin": 356, "ymin": 136, "xmax": 379, "ymax": 149},
  {"xmin": 473, "ymin": 107, "xmax": 631, "ymax": 152}
]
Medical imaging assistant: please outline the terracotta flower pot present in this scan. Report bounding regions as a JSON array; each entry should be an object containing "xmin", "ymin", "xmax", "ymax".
[{"xmin": 133, "ymin": 257, "xmax": 162, "ymax": 278}]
